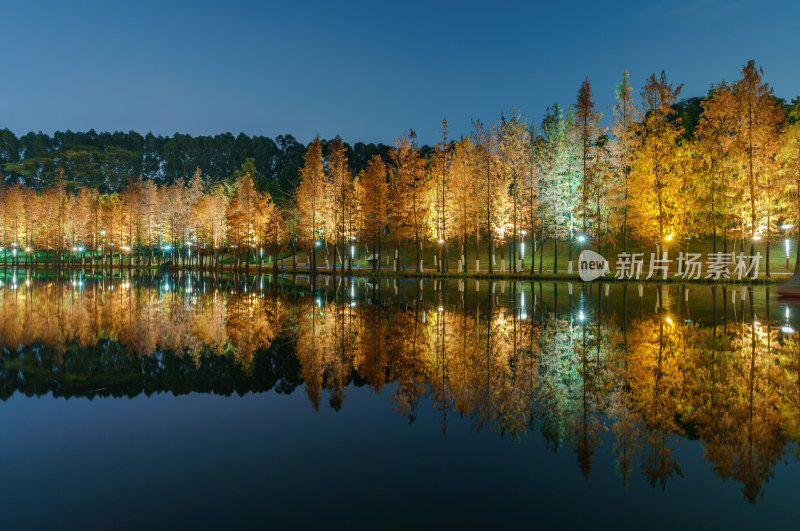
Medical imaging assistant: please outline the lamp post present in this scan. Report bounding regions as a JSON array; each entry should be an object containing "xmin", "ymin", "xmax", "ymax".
[
  {"xmin": 782, "ymin": 224, "xmax": 794, "ymax": 270},
  {"xmin": 100, "ymin": 230, "xmax": 106, "ymax": 267}
]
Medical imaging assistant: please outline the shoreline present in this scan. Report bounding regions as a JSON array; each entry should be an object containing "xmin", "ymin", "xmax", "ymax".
[{"xmin": 0, "ymin": 264, "xmax": 791, "ymax": 285}]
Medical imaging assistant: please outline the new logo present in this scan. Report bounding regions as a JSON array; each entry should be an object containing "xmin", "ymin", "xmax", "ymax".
[{"xmin": 578, "ymin": 250, "xmax": 608, "ymax": 281}]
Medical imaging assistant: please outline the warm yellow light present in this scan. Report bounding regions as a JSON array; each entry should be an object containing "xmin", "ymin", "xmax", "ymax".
[
  {"xmin": 666, "ymin": 317, "xmax": 673, "ymax": 324},
  {"xmin": 665, "ymin": 233, "xmax": 674, "ymax": 242},
  {"xmin": 753, "ymin": 235, "xmax": 761, "ymax": 241}
]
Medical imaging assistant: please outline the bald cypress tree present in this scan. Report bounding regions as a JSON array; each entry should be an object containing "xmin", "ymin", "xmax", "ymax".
[
  {"xmin": 609, "ymin": 70, "xmax": 639, "ymax": 253},
  {"xmin": 296, "ymin": 136, "xmax": 325, "ymax": 272},
  {"xmin": 730, "ymin": 60, "xmax": 784, "ymax": 272},
  {"xmin": 356, "ymin": 155, "xmax": 388, "ymax": 272},
  {"xmin": 572, "ymin": 78, "xmax": 603, "ymax": 247}
]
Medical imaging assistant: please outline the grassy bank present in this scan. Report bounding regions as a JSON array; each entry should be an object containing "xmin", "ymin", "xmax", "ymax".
[{"xmin": 2, "ymin": 234, "xmax": 795, "ymax": 284}]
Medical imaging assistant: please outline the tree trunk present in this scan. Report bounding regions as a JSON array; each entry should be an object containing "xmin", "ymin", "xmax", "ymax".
[{"xmin": 553, "ymin": 237, "xmax": 558, "ymax": 274}]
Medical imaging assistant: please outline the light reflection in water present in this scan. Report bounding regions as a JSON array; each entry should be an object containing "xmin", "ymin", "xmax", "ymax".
[{"xmin": 0, "ymin": 271, "xmax": 798, "ymax": 503}]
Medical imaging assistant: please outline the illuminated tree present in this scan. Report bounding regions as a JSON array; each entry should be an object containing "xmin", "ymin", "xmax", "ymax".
[
  {"xmin": 447, "ymin": 136, "xmax": 480, "ymax": 272},
  {"xmin": 534, "ymin": 105, "xmax": 577, "ymax": 273},
  {"xmin": 778, "ymin": 100, "xmax": 800, "ymax": 273},
  {"xmin": 473, "ymin": 119, "xmax": 511, "ymax": 273},
  {"xmin": 497, "ymin": 109, "xmax": 532, "ymax": 272},
  {"xmin": 101, "ymin": 192, "xmax": 128, "ymax": 267},
  {"xmin": 429, "ymin": 119, "xmax": 451, "ymax": 272},
  {"xmin": 253, "ymin": 188, "xmax": 282, "ymax": 272},
  {"xmin": 355, "ymin": 154, "xmax": 388, "ymax": 272},
  {"xmin": 296, "ymin": 136, "xmax": 325, "ymax": 271},
  {"xmin": 695, "ymin": 82, "xmax": 738, "ymax": 252},
  {"xmin": 388, "ymin": 132, "xmax": 427, "ymax": 272},
  {"xmin": 194, "ymin": 183, "xmax": 227, "ymax": 268},
  {"xmin": 730, "ymin": 60, "xmax": 784, "ymax": 262},
  {"xmin": 226, "ymin": 173, "xmax": 258, "ymax": 270},
  {"xmin": 628, "ymin": 71, "xmax": 685, "ymax": 246},
  {"xmin": 321, "ymin": 137, "xmax": 354, "ymax": 272},
  {"xmin": 571, "ymin": 78, "xmax": 604, "ymax": 244},
  {"xmin": 162, "ymin": 178, "xmax": 189, "ymax": 264},
  {"xmin": 608, "ymin": 70, "xmax": 640, "ymax": 253}
]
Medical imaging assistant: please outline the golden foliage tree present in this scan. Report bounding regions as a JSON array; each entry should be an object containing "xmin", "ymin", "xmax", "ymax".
[
  {"xmin": 355, "ymin": 154, "xmax": 388, "ymax": 272},
  {"xmin": 296, "ymin": 136, "xmax": 325, "ymax": 271},
  {"xmin": 628, "ymin": 71, "xmax": 685, "ymax": 246}
]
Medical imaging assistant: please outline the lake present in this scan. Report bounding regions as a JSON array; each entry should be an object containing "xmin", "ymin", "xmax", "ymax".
[{"xmin": 1, "ymin": 269, "xmax": 798, "ymax": 529}]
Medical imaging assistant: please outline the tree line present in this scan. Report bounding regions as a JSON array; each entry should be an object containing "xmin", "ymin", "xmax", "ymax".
[{"xmin": 2, "ymin": 60, "xmax": 799, "ymax": 276}]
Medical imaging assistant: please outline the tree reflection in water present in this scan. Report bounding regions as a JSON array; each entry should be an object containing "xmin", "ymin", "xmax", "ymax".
[{"xmin": 0, "ymin": 271, "xmax": 798, "ymax": 503}]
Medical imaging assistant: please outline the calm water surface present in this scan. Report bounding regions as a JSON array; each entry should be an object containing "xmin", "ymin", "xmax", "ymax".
[{"xmin": 1, "ymin": 269, "xmax": 799, "ymax": 529}]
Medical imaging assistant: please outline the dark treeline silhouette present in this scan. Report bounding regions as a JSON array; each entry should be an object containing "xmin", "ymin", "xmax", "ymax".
[
  {"xmin": 0, "ymin": 128, "xmax": 397, "ymax": 197},
  {"xmin": 0, "ymin": 340, "xmax": 303, "ymax": 400}
]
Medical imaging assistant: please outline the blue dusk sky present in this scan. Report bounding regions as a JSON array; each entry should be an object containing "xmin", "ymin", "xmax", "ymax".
[{"xmin": 2, "ymin": 0, "xmax": 798, "ymax": 146}]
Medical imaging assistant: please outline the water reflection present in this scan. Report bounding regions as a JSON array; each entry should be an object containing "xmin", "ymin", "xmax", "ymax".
[{"xmin": 1, "ymin": 270, "xmax": 798, "ymax": 503}]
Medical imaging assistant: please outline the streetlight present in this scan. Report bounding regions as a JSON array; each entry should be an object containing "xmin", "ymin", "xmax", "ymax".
[{"xmin": 782, "ymin": 224, "xmax": 794, "ymax": 270}]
